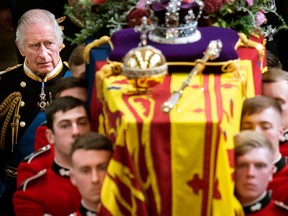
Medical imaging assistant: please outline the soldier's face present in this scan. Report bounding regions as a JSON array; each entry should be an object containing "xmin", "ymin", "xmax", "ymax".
[
  {"xmin": 18, "ymin": 22, "xmax": 62, "ymax": 76},
  {"xmin": 240, "ymin": 108, "xmax": 282, "ymax": 159},
  {"xmin": 46, "ymin": 106, "xmax": 91, "ymax": 156},
  {"xmin": 235, "ymin": 148, "xmax": 273, "ymax": 205},
  {"xmin": 70, "ymin": 149, "xmax": 112, "ymax": 207},
  {"xmin": 262, "ymin": 80, "xmax": 288, "ymax": 132}
]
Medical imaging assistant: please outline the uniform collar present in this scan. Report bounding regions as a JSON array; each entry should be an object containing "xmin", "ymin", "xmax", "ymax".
[
  {"xmin": 243, "ymin": 192, "xmax": 270, "ymax": 214},
  {"xmin": 23, "ymin": 58, "xmax": 63, "ymax": 82},
  {"xmin": 274, "ymin": 156, "xmax": 286, "ymax": 174},
  {"xmin": 80, "ymin": 201, "xmax": 97, "ymax": 216},
  {"xmin": 51, "ymin": 160, "xmax": 70, "ymax": 178},
  {"xmin": 280, "ymin": 130, "xmax": 288, "ymax": 144}
]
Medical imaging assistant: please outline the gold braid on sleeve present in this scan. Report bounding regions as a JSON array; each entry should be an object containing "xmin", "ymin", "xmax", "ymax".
[{"xmin": 0, "ymin": 92, "xmax": 22, "ymax": 152}]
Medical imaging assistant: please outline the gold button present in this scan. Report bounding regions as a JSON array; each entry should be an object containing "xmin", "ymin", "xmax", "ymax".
[
  {"xmin": 20, "ymin": 101, "xmax": 25, "ymax": 107},
  {"xmin": 20, "ymin": 82, "xmax": 26, "ymax": 87},
  {"xmin": 20, "ymin": 121, "xmax": 26, "ymax": 127}
]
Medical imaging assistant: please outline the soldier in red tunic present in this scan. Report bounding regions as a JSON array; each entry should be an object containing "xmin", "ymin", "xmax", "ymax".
[
  {"xmin": 262, "ymin": 68, "xmax": 288, "ymax": 157},
  {"xmin": 13, "ymin": 96, "xmax": 91, "ymax": 215},
  {"xmin": 234, "ymin": 130, "xmax": 288, "ymax": 215},
  {"xmin": 16, "ymin": 76, "xmax": 88, "ymax": 188},
  {"xmin": 69, "ymin": 132, "xmax": 113, "ymax": 216},
  {"xmin": 241, "ymin": 95, "xmax": 288, "ymax": 204}
]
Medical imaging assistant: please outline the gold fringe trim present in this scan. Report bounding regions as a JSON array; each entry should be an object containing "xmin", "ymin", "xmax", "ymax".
[
  {"xmin": 0, "ymin": 92, "xmax": 22, "ymax": 152},
  {"xmin": 83, "ymin": 36, "xmax": 111, "ymax": 64}
]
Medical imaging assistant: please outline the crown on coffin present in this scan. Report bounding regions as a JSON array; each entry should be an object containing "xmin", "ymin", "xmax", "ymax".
[{"xmin": 146, "ymin": 0, "xmax": 204, "ymax": 44}]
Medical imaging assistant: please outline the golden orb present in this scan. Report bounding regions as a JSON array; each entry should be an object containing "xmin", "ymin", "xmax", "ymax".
[{"xmin": 122, "ymin": 45, "xmax": 167, "ymax": 92}]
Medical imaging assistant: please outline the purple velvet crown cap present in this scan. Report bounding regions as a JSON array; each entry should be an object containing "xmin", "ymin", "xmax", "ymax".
[{"xmin": 109, "ymin": 27, "xmax": 239, "ymax": 63}]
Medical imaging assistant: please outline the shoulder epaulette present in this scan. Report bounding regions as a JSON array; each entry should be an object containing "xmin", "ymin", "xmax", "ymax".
[
  {"xmin": 275, "ymin": 200, "xmax": 288, "ymax": 211},
  {"xmin": 57, "ymin": 16, "xmax": 66, "ymax": 24},
  {"xmin": 20, "ymin": 169, "xmax": 47, "ymax": 191},
  {"xmin": 22, "ymin": 145, "xmax": 51, "ymax": 163},
  {"xmin": 63, "ymin": 61, "xmax": 69, "ymax": 68},
  {"xmin": 0, "ymin": 64, "xmax": 22, "ymax": 76}
]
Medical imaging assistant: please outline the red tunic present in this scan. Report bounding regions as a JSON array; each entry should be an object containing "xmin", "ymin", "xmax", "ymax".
[
  {"xmin": 17, "ymin": 144, "xmax": 54, "ymax": 188},
  {"xmin": 245, "ymin": 201, "xmax": 288, "ymax": 215},
  {"xmin": 280, "ymin": 140, "xmax": 288, "ymax": 158},
  {"xmin": 243, "ymin": 192, "xmax": 288, "ymax": 216},
  {"xmin": 13, "ymin": 162, "xmax": 81, "ymax": 215},
  {"xmin": 34, "ymin": 124, "xmax": 49, "ymax": 151},
  {"xmin": 268, "ymin": 157, "xmax": 288, "ymax": 204}
]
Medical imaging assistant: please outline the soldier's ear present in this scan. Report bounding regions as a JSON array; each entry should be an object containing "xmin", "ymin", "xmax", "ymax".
[
  {"xmin": 69, "ymin": 169, "xmax": 77, "ymax": 186},
  {"xmin": 45, "ymin": 128, "xmax": 55, "ymax": 144},
  {"xmin": 60, "ymin": 43, "xmax": 65, "ymax": 51}
]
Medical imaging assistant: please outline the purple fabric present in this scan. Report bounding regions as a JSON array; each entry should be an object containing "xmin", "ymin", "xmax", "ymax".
[{"xmin": 109, "ymin": 27, "xmax": 239, "ymax": 63}]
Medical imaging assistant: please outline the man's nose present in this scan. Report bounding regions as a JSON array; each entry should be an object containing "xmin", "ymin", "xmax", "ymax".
[
  {"xmin": 71, "ymin": 123, "xmax": 80, "ymax": 135},
  {"xmin": 91, "ymin": 169, "xmax": 100, "ymax": 183},
  {"xmin": 38, "ymin": 44, "xmax": 49, "ymax": 58},
  {"xmin": 246, "ymin": 164, "xmax": 256, "ymax": 177}
]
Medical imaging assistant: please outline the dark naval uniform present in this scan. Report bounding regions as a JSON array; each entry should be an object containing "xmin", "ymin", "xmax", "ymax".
[
  {"xmin": 0, "ymin": 61, "xmax": 69, "ymax": 214},
  {"xmin": 17, "ymin": 144, "xmax": 54, "ymax": 188},
  {"xmin": 70, "ymin": 203, "xmax": 98, "ymax": 216},
  {"xmin": 268, "ymin": 156, "xmax": 288, "ymax": 204},
  {"xmin": 13, "ymin": 161, "xmax": 81, "ymax": 215},
  {"xmin": 243, "ymin": 192, "xmax": 288, "ymax": 215}
]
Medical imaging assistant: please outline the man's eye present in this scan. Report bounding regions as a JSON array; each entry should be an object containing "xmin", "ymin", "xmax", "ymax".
[
  {"xmin": 261, "ymin": 124, "xmax": 271, "ymax": 130},
  {"xmin": 78, "ymin": 119, "xmax": 89, "ymax": 126},
  {"xmin": 255, "ymin": 163, "xmax": 266, "ymax": 169},
  {"xmin": 30, "ymin": 44, "xmax": 39, "ymax": 48},
  {"xmin": 241, "ymin": 124, "xmax": 252, "ymax": 130},
  {"xmin": 80, "ymin": 167, "xmax": 90, "ymax": 173},
  {"xmin": 45, "ymin": 41, "xmax": 53, "ymax": 47},
  {"xmin": 236, "ymin": 163, "xmax": 247, "ymax": 169},
  {"xmin": 60, "ymin": 123, "xmax": 70, "ymax": 129},
  {"xmin": 98, "ymin": 165, "xmax": 108, "ymax": 171}
]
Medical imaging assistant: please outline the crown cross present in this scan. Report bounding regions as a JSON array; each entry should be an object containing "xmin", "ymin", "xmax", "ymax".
[
  {"xmin": 134, "ymin": 16, "xmax": 154, "ymax": 47},
  {"xmin": 165, "ymin": 0, "xmax": 181, "ymax": 28}
]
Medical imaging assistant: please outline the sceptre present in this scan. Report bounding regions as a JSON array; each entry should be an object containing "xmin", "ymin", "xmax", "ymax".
[{"xmin": 161, "ymin": 39, "xmax": 223, "ymax": 113}]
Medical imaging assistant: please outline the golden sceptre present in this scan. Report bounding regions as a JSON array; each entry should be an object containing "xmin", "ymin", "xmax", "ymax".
[{"xmin": 161, "ymin": 39, "xmax": 223, "ymax": 113}]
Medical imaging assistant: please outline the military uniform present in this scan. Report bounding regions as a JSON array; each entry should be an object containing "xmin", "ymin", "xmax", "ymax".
[
  {"xmin": 69, "ymin": 203, "xmax": 98, "ymax": 216},
  {"xmin": 13, "ymin": 161, "xmax": 81, "ymax": 215},
  {"xmin": 243, "ymin": 192, "xmax": 288, "ymax": 215},
  {"xmin": 0, "ymin": 61, "xmax": 69, "ymax": 215},
  {"xmin": 280, "ymin": 131, "xmax": 288, "ymax": 158},
  {"xmin": 0, "ymin": 61, "xmax": 69, "ymax": 172},
  {"xmin": 17, "ymin": 144, "xmax": 54, "ymax": 188},
  {"xmin": 268, "ymin": 156, "xmax": 288, "ymax": 204},
  {"xmin": 34, "ymin": 124, "xmax": 49, "ymax": 151}
]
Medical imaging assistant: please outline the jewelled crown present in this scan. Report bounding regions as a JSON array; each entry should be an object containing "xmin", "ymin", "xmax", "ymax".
[{"xmin": 146, "ymin": 0, "xmax": 204, "ymax": 44}]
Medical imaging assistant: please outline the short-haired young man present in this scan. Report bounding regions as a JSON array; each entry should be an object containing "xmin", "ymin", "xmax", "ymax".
[
  {"xmin": 241, "ymin": 95, "xmax": 288, "ymax": 204},
  {"xmin": 262, "ymin": 68, "xmax": 288, "ymax": 157},
  {"xmin": 234, "ymin": 130, "xmax": 288, "ymax": 215},
  {"xmin": 13, "ymin": 97, "xmax": 91, "ymax": 215},
  {"xmin": 69, "ymin": 132, "xmax": 113, "ymax": 215}
]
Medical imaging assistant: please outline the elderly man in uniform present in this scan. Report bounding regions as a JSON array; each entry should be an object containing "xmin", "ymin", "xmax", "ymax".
[
  {"xmin": 13, "ymin": 96, "xmax": 91, "ymax": 215},
  {"xmin": 69, "ymin": 132, "xmax": 113, "ymax": 216},
  {"xmin": 0, "ymin": 9, "xmax": 70, "ymax": 215},
  {"xmin": 234, "ymin": 130, "xmax": 288, "ymax": 215}
]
